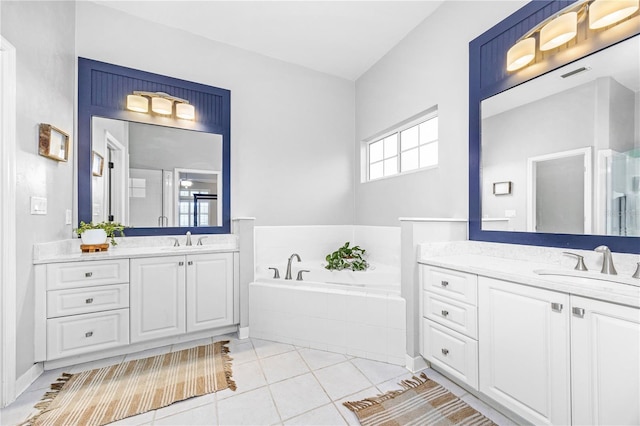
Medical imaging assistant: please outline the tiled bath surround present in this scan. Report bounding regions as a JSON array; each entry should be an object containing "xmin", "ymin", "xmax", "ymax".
[{"xmin": 250, "ymin": 226, "xmax": 405, "ymax": 365}]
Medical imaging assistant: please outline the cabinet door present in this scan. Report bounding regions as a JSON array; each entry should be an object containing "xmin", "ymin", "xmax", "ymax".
[
  {"xmin": 571, "ymin": 296, "xmax": 640, "ymax": 426},
  {"xmin": 186, "ymin": 253, "xmax": 234, "ymax": 332},
  {"xmin": 478, "ymin": 277, "xmax": 570, "ymax": 426},
  {"xmin": 130, "ymin": 256, "xmax": 185, "ymax": 343}
]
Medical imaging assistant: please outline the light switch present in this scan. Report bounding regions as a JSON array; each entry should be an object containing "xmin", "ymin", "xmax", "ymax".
[
  {"xmin": 31, "ymin": 197, "xmax": 47, "ymax": 215},
  {"xmin": 65, "ymin": 209, "xmax": 72, "ymax": 225}
]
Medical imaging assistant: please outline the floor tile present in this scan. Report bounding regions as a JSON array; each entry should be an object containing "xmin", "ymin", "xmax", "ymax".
[
  {"xmin": 313, "ymin": 361, "xmax": 371, "ymax": 400},
  {"xmin": 334, "ymin": 387, "xmax": 380, "ymax": 426},
  {"xmin": 153, "ymin": 401, "xmax": 217, "ymax": 425},
  {"xmin": 217, "ymin": 359, "xmax": 267, "ymax": 400},
  {"xmin": 350, "ymin": 357, "xmax": 409, "ymax": 385},
  {"xmin": 297, "ymin": 348, "xmax": 347, "ymax": 370},
  {"xmin": 66, "ymin": 354, "xmax": 126, "ymax": 374},
  {"xmin": 420, "ymin": 367, "xmax": 467, "ymax": 397},
  {"xmin": 0, "ymin": 388, "xmax": 43, "ymax": 425},
  {"xmin": 171, "ymin": 337, "xmax": 214, "ymax": 352},
  {"xmin": 217, "ymin": 387, "xmax": 280, "ymax": 425},
  {"xmin": 28, "ymin": 367, "xmax": 66, "ymax": 391},
  {"xmin": 227, "ymin": 340, "xmax": 258, "ymax": 365},
  {"xmin": 152, "ymin": 393, "xmax": 215, "ymax": 421},
  {"xmin": 269, "ymin": 373, "xmax": 331, "ymax": 421},
  {"xmin": 283, "ymin": 403, "xmax": 348, "ymax": 425},
  {"xmin": 107, "ymin": 410, "xmax": 155, "ymax": 425},
  {"xmin": 375, "ymin": 371, "xmax": 417, "ymax": 394},
  {"xmin": 123, "ymin": 345, "xmax": 172, "ymax": 362},
  {"xmin": 460, "ymin": 393, "xmax": 518, "ymax": 426},
  {"xmin": 252, "ymin": 339, "xmax": 295, "ymax": 359},
  {"xmin": 260, "ymin": 351, "xmax": 309, "ymax": 384}
]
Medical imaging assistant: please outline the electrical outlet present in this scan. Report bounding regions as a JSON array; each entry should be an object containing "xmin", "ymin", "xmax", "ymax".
[
  {"xmin": 504, "ymin": 209, "xmax": 517, "ymax": 218},
  {"xmin": 30, "ymin": 197, "xmax": 47, "ymax": 215},
  {"xmin": 65, "ymin": 209, "xmax": 72, "ymax": 225}
]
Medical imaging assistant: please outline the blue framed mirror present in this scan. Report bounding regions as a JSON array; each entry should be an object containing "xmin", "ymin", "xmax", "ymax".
[
  {"xmin": 469, "ymin": 0, "xmax": 640, "ymax": 254},
  {"xmin": 77, "ymin": 58, "xmax": 231, "ymax": 235}
]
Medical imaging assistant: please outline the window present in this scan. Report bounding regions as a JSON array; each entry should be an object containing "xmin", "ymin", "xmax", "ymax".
[
  {"xmin": 179, "ymin": 189, "xmax": 210, "ymax": 227},
  {"xmin": 366, "ymin": 114, "xmax": 438, "ymax": 181}
]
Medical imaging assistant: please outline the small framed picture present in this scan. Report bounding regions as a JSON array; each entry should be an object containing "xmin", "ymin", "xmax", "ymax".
[
  {"xmin": 92, "ymin": 151, "xmax": 104, "ymax": 177},
  {"xmin": 38, "ymin": 124, "xmax": 70, "ymax": 162},
  {"xmin": 493, "ymin": 181, "xmax": 512, "ymax": 195}
]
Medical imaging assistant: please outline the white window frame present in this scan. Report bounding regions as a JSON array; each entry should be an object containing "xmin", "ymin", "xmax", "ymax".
[{"xmin": 363, "ymin": 109, "xmax": 439, "ymax": 182}]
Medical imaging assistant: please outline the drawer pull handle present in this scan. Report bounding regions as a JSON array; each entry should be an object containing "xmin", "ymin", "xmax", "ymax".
[
  {"xmin": 441, "ymin": 310, "xmax": 449, "ymax": 317},
  {"xmin": 551, "ymin": 302, "xmax": 563, "ymax": 313},
  {"xmin": 188, "ymin": 261, "xmax": 193, "ymax": 266},
  {"xmin": 85, "ymin": 331, "xmax": 93, "ymax": 338},
  {"xmin": 441, "ymin": 280, "xmax": 449, "ymax": 287},
  {"xmin": 179, "ymin": 261, "xmax": 184, "ymax": 266},
  {"xmin": 85, "ymin": 298, "xmax": 94, "ymax": 304},
  {"xmin": 85, "ymin": 272, "xmax": 93, "ymax": 278},
  {"xmin": 441, "ymin": 348, "xmax": 449, "ymax": 356},
  {"xmin": 572, "ymin": 307, "xmax": 585, "ymax": 318}
]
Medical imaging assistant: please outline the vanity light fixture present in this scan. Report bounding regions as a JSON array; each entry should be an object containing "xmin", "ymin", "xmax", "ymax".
[
  {"xmin": 540, "ymin": 12, "xmax": 578, "ymax": 51},
  {"xmin": 506, "ymin": 0, "xmax": 639, "ymax": 71},
  {"xmin": 589, "ymin": 0, "xmax": 639, "ymax": 29},
  {"xmin": 125, "ymin": 91, "xmax": 195, "ymax": 120}
]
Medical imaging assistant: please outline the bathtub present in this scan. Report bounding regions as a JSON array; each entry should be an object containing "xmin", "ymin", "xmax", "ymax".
[{"xmin": 249, "ymin": 263, "xmax": 406, "ymax": 365}]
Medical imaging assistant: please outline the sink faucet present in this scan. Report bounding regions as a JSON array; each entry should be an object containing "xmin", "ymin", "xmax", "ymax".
[
  {"xmin": 594, "ymin": 245, "xmax": 617, "ymax": 275},
  {"xmin": 186, "ymin": 231, "xmax": 192, "ymax": 246},
  {"xmin": 285, "ymin": 253, "xmax": 301, "ymax": 280}
]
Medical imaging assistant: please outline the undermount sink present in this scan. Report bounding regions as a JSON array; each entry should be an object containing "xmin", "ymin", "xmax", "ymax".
[
  {"xmin": 160, "ymin": 245, "xmax": 210, "ymax": 251},
  {"xmin": 534, "ymin": 269, "xmax": 640, "ymax": 288}
]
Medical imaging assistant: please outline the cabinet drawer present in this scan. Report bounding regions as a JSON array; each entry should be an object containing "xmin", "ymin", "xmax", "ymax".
[
  {"xmin": 422, "ymin": 319, "xmax": 478, "ymax": 390},
  {"xmin": 47, "ymin": 259, "xmax": 129, "ymax": 290},
  {"xmin": 423, "ymin": 292, "xmax": 477, "ymax": 339},
  {"xmin": 47, "ymin": 309, "xmax": 129, "ymax": 360},
  {"xmin": 421, "ymin": 265, "xmax": 477, "ymax": 305},
  {"xmin": 47, "ymin": 284, "xmax": 129, "ymax": 318}
]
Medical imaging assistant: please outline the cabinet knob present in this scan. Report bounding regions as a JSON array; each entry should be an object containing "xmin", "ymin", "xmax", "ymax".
[
  {"xmin": 441, "ymin": 310, "xmax": 449, "ymax": 317},
  {"xmin": 441, "ymin": 348, "xmax": 449, "ymax": 356},
  {"xmin": 441, "ymin": 280, "xmax": 449, "ymax": 287},
  {"xmin": 85, "ymin": 331, "xmax": 93, "ymax": 338},
  {"xmin": 178, "ymin": 261, "xmax": 184, "ymax": 266},
  {"xmin": 85, "ymin": 298, "xmax": 94, "ymax": 304},
  {"xmin": 188, "ymin": 261, "xmax": 193, "ymax": 266},
  {"xmin": 85, "ymin": 272, "xmax": 93, "ymax": 278}
]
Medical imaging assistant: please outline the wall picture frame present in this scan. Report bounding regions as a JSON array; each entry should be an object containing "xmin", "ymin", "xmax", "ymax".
[
  {"xmin": 493, "ymin": 181, "xmax": 512, "ymax": 196},
  {"xmin": 92, "ymin": 151, "xmax": 104, "ymax": 177},
  {"xmin": 38, "ymin": 123, "xmax": 70, "ymax": 162}
]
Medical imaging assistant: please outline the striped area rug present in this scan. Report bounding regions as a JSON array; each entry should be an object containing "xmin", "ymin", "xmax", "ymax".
[
  {"xmin": 343, "ymin": 373, "xmax": 496, "ymax": 426},
  {"xmin": 27, "ymin": 340, "xmax": 235, "ymax": 426}
]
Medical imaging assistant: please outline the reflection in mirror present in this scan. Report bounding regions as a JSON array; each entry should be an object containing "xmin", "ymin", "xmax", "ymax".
[
  {"xmin": 91, "ymin": 117, "xmax": 223, "ymax": 228},
  {"xmin": 481, "ymin": 35, "xmax": 639, "ymax": 236}
]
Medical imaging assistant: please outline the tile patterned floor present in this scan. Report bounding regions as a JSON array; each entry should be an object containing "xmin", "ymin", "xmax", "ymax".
[{"xmin": 0, "ymin": 335, "xmax": 516, "ymax": 425}]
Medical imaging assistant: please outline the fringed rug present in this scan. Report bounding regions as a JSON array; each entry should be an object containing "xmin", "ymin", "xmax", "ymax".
[
  {"xmin": 343, "ymin": 373, "xmax": 496, "ymax": 426},
  {"xmin": 26, "ymin": 340, "xmax": 236, "ymax": 426}
]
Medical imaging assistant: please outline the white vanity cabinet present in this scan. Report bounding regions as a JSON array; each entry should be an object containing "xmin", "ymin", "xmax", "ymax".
[
  {"xmin": 478, "ymin": 276, "xmax": 571, "ymax": 426},
  {"xmin": 420, "ymin": 265, "xmax": 479, "ymax": 390},
  {"xmin": 130, "ymin": 252, "xmax": 235, "ymax": 343},
  {"xmin": 570, "ymin": 296, "xmax": 640, "ymax": 426},
  {"xmin": 35, "ymin": 259, "xmax": 131, "ymax": 361}
]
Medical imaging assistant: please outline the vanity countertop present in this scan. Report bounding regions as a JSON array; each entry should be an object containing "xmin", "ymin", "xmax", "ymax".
[
  {"xmin": 33, "ymin": 235, "xmax": 239, "ymax": 265},
  {"xmin": 419, "ymin": 253, "xmax": 640, "ymax": 308}
]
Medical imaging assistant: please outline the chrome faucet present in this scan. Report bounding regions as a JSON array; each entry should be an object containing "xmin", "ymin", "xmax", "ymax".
[
  {"xmin": 594, "ymin": 245, "xmax": 617, "ymax": 275},
  {"xmin": 185, "ymin": 231, "xmax": 192, "ymax": 246},
  {"xmin": 285, "ymin": 253, "xmax": 301, "ymax": 280}
]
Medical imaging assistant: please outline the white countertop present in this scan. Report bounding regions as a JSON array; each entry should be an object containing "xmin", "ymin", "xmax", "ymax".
[{"xmin": 419, "ymin": 253, "xmax": 640, "ymax": 308}]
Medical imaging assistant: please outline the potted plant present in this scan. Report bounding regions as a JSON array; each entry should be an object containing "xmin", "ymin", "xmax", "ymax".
[
  {"xmin": 325, "ymin": 242, "xmax": 369, "ymax": 271},
  {"xmin": 76, "ymin": 221, "xmax": 126, "ymax": 246}
]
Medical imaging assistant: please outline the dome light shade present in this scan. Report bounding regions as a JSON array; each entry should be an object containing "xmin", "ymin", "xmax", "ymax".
[
  {"xmin": 126, "ymin": 94, "xmax": 148, "ymax": 113},
  {"xmin": 176, "ymin": 103, "xmax": 195, "ymax": 120},
  {"xmin": 540, "ymin": 12, "xmax": 578, "ymax": 51},
  {"xmin": 589, "ymin": 0, "xmax": 639, "ymax": 29},
  {"xmin": 507, "ymin": 38, "xmax": 536, "ymax": 71},
  {"xmin": 151, "ymin": 97, "xmax": 173, "ymax": 115}
]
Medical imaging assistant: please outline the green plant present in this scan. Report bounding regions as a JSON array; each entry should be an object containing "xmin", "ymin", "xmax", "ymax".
[
  {"xmin": 76, "ymin": 221, "xmax": 126, "ymax": 246},
  {"xmin": 325, "ymin": 242, "xmax": 369, "ymax": 271}
]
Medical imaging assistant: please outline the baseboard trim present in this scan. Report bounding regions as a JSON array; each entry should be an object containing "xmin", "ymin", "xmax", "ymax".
[
  {"xmin": 15, "ymin": 363, "xmax": 44, "ymax": 397},
  {"xmin": 405, "ymin": 354, "xmax": 429, "ymax": 373},
  {"xmin": 238, "ymin": 327, "xmax": 249, "ymax": 339}
]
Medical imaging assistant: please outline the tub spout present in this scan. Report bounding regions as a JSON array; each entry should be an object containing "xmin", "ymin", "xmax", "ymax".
[{"xmin": 285, "ymin": 253, "xmax": 301, "ymax": 280}]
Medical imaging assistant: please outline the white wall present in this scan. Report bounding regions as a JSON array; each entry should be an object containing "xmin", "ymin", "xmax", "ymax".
[
  {"xmin": 354, "ymin": 1, "xmax": 526, "ymax": 226},
  {"xmin": 1, "ymin": 1, "xmax": 76, "ymax": 379},
  {"xmin": 75, "ymin": 2, "xmax": 355, "ymax": 227}
]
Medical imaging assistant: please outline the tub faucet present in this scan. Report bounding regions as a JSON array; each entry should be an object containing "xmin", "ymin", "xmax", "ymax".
[
  {"xmin": 594, "ymin": 245, "xmax": 617, "ymax": 275},
  {"xmin": 285, "ymin": 253, "xmax": 301, "ymax": 280},
  {"xmin": 186, "ymin": 231, "xmax": 192, "ymax": 246}
]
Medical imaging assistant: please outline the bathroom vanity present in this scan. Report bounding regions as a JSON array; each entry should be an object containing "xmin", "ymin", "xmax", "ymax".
[
  {"xmin": 33, "ymin": 238, "xmax": 239, "ymax": 368},
  {"xmin": 418, "ymin": 243, "xmax": 640, "ymax": 426}
]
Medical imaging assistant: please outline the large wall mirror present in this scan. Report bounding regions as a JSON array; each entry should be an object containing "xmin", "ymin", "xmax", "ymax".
[
  {"xmin": 469, "ymin": 0, "xmax": 640, "ymax": 253},
  {"xmin": 78, "ymin": 58, "xmax": 231, "ymax": 236}
]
